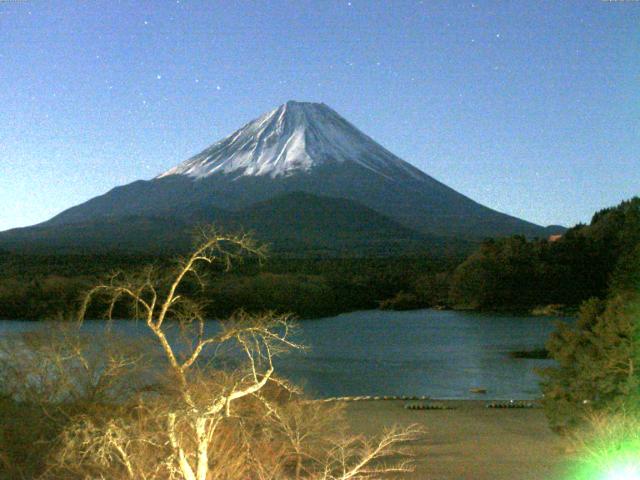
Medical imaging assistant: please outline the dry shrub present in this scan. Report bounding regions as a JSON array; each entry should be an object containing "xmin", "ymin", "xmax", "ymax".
[{"xmin": 0, "ymin": 322, "xmax": 153, "ymax": 480}]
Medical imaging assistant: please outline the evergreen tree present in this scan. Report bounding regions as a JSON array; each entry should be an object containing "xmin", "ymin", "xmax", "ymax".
[
  {"xmin": 540, "ymin": 231, "xmax": 640, "ymax": 432},
  {"xmin": 540, "ymin": 294, "xmax": 640, "ymax": 431}
]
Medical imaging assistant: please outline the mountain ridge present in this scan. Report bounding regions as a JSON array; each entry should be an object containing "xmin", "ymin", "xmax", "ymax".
[{"xmin": 0, "ymin": 192, "xmax": 457, "ymax": 256}]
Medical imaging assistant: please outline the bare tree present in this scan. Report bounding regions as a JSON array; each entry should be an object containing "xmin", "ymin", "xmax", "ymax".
[{"xmin": 8, "ymin": 229, "xmax": 422, "ymax": 480}]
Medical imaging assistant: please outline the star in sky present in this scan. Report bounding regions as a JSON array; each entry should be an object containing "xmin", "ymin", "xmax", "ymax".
[{"xmin": 0, "ymin": 0, "xmax": 636, "ymax": 231}]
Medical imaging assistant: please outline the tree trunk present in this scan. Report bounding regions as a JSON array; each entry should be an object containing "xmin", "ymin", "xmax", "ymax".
[{"xmin": 196, "ymin": 417, "xmax": 209, "ymax": 480}]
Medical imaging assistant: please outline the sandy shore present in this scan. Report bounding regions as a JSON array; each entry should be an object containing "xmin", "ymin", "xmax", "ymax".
[{"xmin": 342, "ymin": 400, "xmax": 573, "ymax": 480}]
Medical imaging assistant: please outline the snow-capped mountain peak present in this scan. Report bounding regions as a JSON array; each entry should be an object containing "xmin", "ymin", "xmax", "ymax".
[
  {"xmin": 158, "ymin": 101, "xmax": 423, "ymax": 180},
  {"xmin": 14, "ymin": 101, "xmax": 552, "ymax": 248}
]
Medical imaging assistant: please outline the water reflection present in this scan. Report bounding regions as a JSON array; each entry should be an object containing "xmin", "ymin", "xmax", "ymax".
[
  {"xmin": 274, "ymin": 309, "xmax": 567, "ymax": 399},
  {"xmin": 0, "ymin": 309, "xmax": 569, "ymax": 399}
]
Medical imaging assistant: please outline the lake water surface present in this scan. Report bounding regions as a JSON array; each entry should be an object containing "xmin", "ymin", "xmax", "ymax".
[{"xmin": 0, "ymin": 309, "xmax": 569, "ymax": 400}]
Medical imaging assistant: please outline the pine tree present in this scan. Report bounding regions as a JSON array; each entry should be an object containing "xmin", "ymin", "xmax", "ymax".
[{"xmin": 540, "ymin": 243, "xmax": 640, "ymax": 432}]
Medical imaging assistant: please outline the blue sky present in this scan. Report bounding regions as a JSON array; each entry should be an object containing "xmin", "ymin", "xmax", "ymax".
[{"xmin": 0, "ymin": 0, "xmax": 638, "ymax": 231}]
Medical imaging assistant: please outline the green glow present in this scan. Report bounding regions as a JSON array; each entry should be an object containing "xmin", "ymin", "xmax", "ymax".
[
  {"xmin": 570, "ymin": 435, "xmax": 640, "ymax": 480},
  {"xmin": 569, "ymin": 426, "xmax": 640, "ymax": 480},
  {"xmin": 604, "ymin": 463, "xmax": 640, "ymax": 480}
]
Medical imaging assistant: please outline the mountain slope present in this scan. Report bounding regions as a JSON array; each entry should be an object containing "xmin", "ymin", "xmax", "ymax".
[
  {"xmin": 222, "ymin": 192, "xmax": 441, "ymax": 255},
  {"xmin": 0, "ymin": 192, "xmax": 454, "ymax": 256}
]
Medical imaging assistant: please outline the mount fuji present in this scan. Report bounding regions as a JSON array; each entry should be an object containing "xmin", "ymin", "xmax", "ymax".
[{"xmin": 0, "ymin": 101, "xmax": 562, "ymax": 255}]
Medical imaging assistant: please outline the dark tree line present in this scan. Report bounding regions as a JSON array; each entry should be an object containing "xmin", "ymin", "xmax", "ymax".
[
  {"xmin": 448, "ymin": 197, "xmax": 640, "ymax": 311},
  {"xmin": 0, "ymin": 253, "xmax": 457, "ymax": 320},
  {"xmin": 536, "ymin": 198, "xmax": 640, "ymax": 431}
]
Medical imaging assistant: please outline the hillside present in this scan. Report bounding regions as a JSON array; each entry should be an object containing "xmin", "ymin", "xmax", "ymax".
[{"xmin": 0, "ymin": 192, "xmax": 466, "ymax": 256}]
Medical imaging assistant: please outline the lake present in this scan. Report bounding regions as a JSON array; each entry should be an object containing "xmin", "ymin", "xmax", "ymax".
[{"xmin": 0, "ymin": 309, "xmax": 569, "ymax": 400}]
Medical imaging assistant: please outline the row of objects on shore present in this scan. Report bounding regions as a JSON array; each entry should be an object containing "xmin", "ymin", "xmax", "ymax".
[{"xmin": 404, "ymin": 400, "xmax": 538, "ymax": 410}]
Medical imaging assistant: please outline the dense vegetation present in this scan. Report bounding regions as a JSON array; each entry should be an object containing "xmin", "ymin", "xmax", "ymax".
[
  {"xmin": 541, "ymin": 287, "xmax": 640, "ymax": 432},
  {"xmin": 0, "ymin": 252, "xmax": 457, "ymax": 320},
  {"xmin": 449, "ymin": 197, "xmax": 640, "ymax": 312},
  {"xmin": 537, "ymin": 205, "xmax": 639, "ymax": 477},
  {"xmin": 540, "ymin": 242, "xmax": 640, "ymax": 432},
  {"xmin": 447, "ymin": 197, "xmax": 640, "ymax": 435}
]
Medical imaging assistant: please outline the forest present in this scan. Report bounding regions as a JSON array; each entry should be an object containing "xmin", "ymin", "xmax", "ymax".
[
  {"xmin": 0, "ymin": 251, "xmax": 456, "ymax": 320},
  {"xmin": 448, "ymin": 197, "xmax": 640, "ymax": 311},
  {"xmin": 1, "ymin": 197, "xmax": 638, "ymax": 321}
]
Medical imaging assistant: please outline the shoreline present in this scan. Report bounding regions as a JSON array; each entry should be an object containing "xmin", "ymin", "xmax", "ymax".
[
  {"xmin": 342, "ymin": 399, "xmax": 572, "ymax": 480},
  {"xmin": 314, "ymin": 396, "xmax": 543, "ymax": 403},
  {"xmin": 0, "ymin": 303, "xmax": 578, "ymax": 322}
]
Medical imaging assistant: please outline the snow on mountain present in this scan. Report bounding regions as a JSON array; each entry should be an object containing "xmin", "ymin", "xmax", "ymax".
[{"xmin": 158, "ymin": 101, "xmax": 424, "ymax": 181}]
